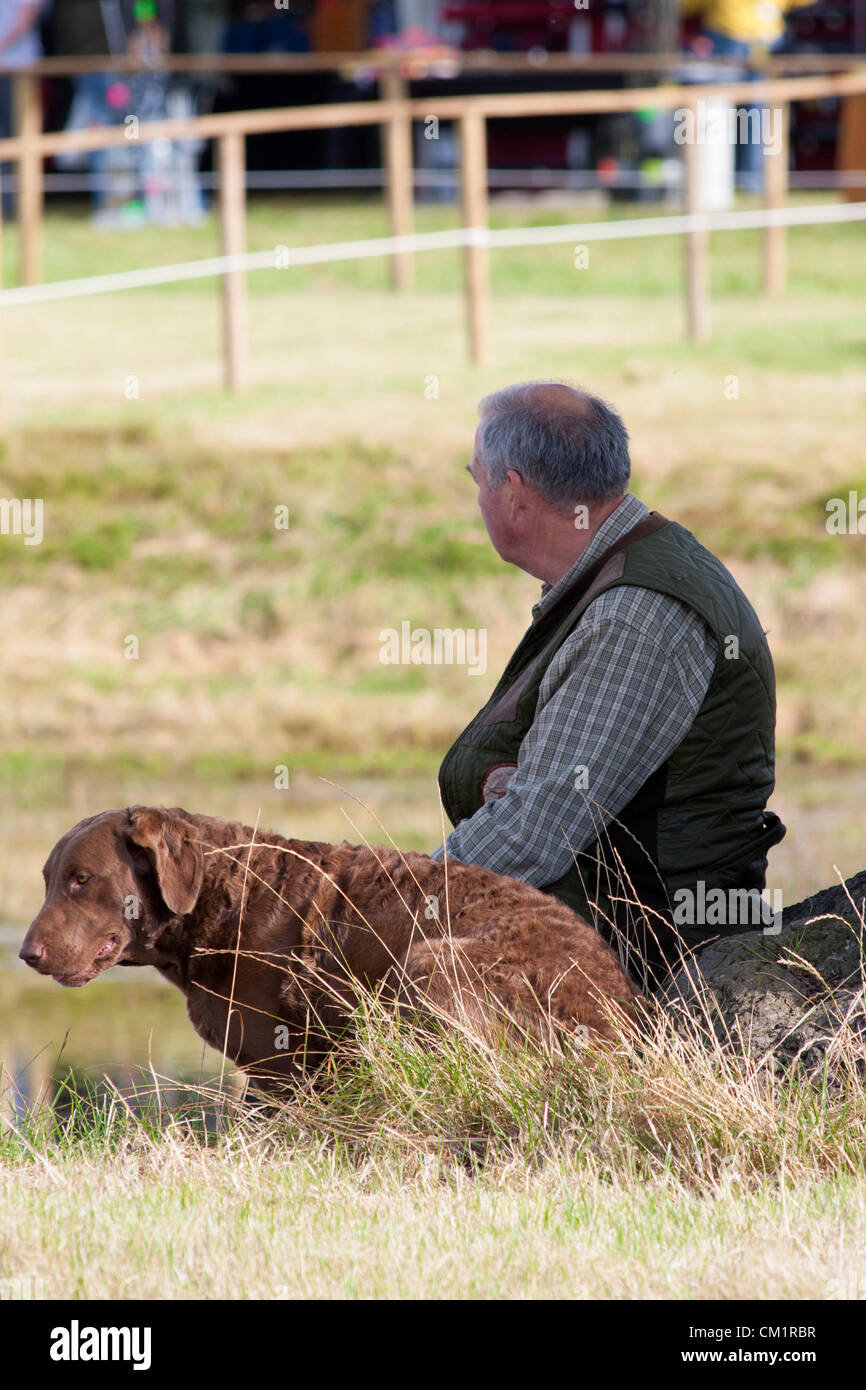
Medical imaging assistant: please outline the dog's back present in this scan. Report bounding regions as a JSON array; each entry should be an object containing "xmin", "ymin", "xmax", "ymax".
[{"xmin": 21, "ymin": 808, "xmax": 640, "ymax": 1084}]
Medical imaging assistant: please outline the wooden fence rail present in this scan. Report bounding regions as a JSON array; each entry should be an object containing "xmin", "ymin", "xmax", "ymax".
[{"xmin": 0, "ymin": 63, "xmax": 864, "ymax": 388}]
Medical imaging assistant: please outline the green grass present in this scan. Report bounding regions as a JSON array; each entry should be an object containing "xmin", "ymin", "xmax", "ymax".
[
  {"xmin": 0, "ymin": 199, "xmax": 863, "ymax": 926},
  {"xmin": 5, "ymin": 193, "xmax": 866, "ymax": 303},
  {"xmin": 1, "ymin": 194, "xmax": 864, "ymax": 1301},
  {"xmin": 3, "ymin": 974, "xmax": 866, "ymax": 1299}
]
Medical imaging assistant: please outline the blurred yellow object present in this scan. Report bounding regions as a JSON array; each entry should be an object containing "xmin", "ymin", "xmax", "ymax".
[{"xmin": 680, "ymin": 0, "xmax": 813, "ymax": 44}]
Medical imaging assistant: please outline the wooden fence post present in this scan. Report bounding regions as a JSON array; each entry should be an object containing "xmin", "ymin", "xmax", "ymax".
[
  {"xmin": 459, "ymin": 108, "xmax": 489, "ymax": 366},
  {"xmin": 683, "ymin": 98, "xmax": 709, "ymax": 343},
  {"xmin": 837, "ymin": 92, "xmax": 866, "ymax": 201},
  {"xmin": 381, "ymin": 63, "xmax": 414, "ymax": 290},
  {"xmin": 218, "ymin": 130, "xmax": 247, "ymax": 392},
  {"xmin": 14, "ymin": 71, "xmax": 43, "ymax": 287},
  {"xmin": 763, "ymin": 98, "xmax": 789, "ymax": 297}
]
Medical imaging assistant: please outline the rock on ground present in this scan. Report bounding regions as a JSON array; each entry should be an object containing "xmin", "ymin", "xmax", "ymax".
[{"xmin": 655, "ymin": 871, "xmax": 866, "ymax": 1076}]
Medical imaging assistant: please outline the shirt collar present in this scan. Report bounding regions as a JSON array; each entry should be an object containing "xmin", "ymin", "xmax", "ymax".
[{"xmin": 531, "ymin": 492, "xmax": 650, "ymax": 620}]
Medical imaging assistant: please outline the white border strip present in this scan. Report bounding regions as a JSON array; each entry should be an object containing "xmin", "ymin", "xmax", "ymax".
[{"xmin": 1, "ymin": 200, "xmax": 864, "ymax": 307}]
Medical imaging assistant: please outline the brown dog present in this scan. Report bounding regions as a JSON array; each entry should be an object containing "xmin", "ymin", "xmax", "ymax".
[{"xmin": 19, "ymin": 807, "xmax": 639, "ymax": 1089}]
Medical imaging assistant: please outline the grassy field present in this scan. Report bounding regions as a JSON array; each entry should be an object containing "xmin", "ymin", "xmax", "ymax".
[
  {"xmin": 5, "ymin": 988, "xmax": 866, "ymax": 1301},
  {"xmin": 1, "ymin": 195, "xmax": 865, "ymax": 1301}
]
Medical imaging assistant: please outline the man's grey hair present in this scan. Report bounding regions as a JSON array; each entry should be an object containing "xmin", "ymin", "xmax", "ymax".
[{"xmin": 476, "ymin": 382, "xmax": 630, "ymax": 509}]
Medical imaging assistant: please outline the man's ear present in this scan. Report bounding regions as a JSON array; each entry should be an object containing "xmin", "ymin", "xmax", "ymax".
[
  {"xmin": 505, "ymin": 468, "xmax": 527, "ymax": 517},
  {"xmin": 127, "ymin": 807, "xmax": 204, "ymax": 917}
]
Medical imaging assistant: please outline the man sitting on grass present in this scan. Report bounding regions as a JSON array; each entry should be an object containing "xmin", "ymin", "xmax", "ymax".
[{"xmin": 431, "ymin": 381, "xmax": 785, "ymax": 986}]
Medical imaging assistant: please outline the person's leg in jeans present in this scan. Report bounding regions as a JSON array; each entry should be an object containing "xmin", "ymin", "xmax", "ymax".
[
  {"xmin": 700, "ymin": 29, "xmax": 764, "ymax": 192},
  {"xmin": 0, "ymin": 75, "xmax": 14, "ymax": 219},
  {"xmin": 738, "ymin": 66, "xmax": 766, "ymax": 195},
  {"xmin": 79, "ymin": 73, "xmax": 114, "ymax": 212}
]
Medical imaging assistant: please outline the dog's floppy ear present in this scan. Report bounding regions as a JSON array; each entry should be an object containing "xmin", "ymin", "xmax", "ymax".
[{"xmin": 127, "ymin": 807, "xmax": 204, "ymax": 917}]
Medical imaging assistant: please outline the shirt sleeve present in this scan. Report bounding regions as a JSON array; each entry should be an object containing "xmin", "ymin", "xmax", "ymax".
[{"xmin": 430, "ymin": 588, "xmax": 718, "ymax": 887}]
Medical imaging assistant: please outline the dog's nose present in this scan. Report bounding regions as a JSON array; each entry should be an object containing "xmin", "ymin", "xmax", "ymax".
[{"xmin": 19, "ymin": 941, "xmax": 45, "ymax": 967}]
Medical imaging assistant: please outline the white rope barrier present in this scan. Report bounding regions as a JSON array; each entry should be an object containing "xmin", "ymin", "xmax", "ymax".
[{"xmin": 1, "ymin": 199, "xmax": 863, "ymax": 308}]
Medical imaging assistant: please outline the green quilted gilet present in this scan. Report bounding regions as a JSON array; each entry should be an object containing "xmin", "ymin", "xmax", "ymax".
[{"xmin": 438, "ymin": 515, "xmax": 785, "ymax": 970}]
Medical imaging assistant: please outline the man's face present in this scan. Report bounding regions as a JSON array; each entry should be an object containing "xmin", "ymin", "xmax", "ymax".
[{"xmin": 468, "ymin": 422, "xmax": 517, "ymax": 562}]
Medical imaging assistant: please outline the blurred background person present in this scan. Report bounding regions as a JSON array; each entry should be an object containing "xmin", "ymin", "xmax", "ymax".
[
  {"xmin": 0, "ymin": 0, "xmax": 46, "ymax": 218},
  {"xmin": 54, "ymin": 0, "xmax": 205, "ymax": 227},
  {"xmin": 680, "ymin": 0, "xmax": 816, "ymax": 191},
  {"xmin": 52, "ymin": 0, "xmax": 129, "ymax": 221}
]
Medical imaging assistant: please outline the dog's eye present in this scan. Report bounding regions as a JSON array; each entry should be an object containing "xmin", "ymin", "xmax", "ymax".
[{"xmin": 71, "ymin": 872, "xmax": 91, "ymax": 887}]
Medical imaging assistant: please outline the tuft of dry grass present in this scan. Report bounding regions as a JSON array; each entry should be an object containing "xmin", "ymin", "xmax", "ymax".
[{"xmin": 3, "ymin": 977, "xmax": 866, "ymax": 1299}]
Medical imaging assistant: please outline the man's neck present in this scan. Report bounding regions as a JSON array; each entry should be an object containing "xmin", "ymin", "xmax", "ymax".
[{"xmin": 532, "ymin": 493, "xmax": 629, "ymax": 587}]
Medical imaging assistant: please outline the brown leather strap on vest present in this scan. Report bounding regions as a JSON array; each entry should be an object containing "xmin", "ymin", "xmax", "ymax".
[
  {"xmin": 538, "ymin": 510, "xmax": 670, "ymax": 625},
  {"xmin": 484, "ymin": 512, "xmax": 671, "ymax": 726}
]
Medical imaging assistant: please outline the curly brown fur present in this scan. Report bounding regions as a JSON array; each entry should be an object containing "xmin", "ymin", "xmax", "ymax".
[{"xmin": 19, "ymin": 807, "xmax": 641, "ymax": 1090}]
